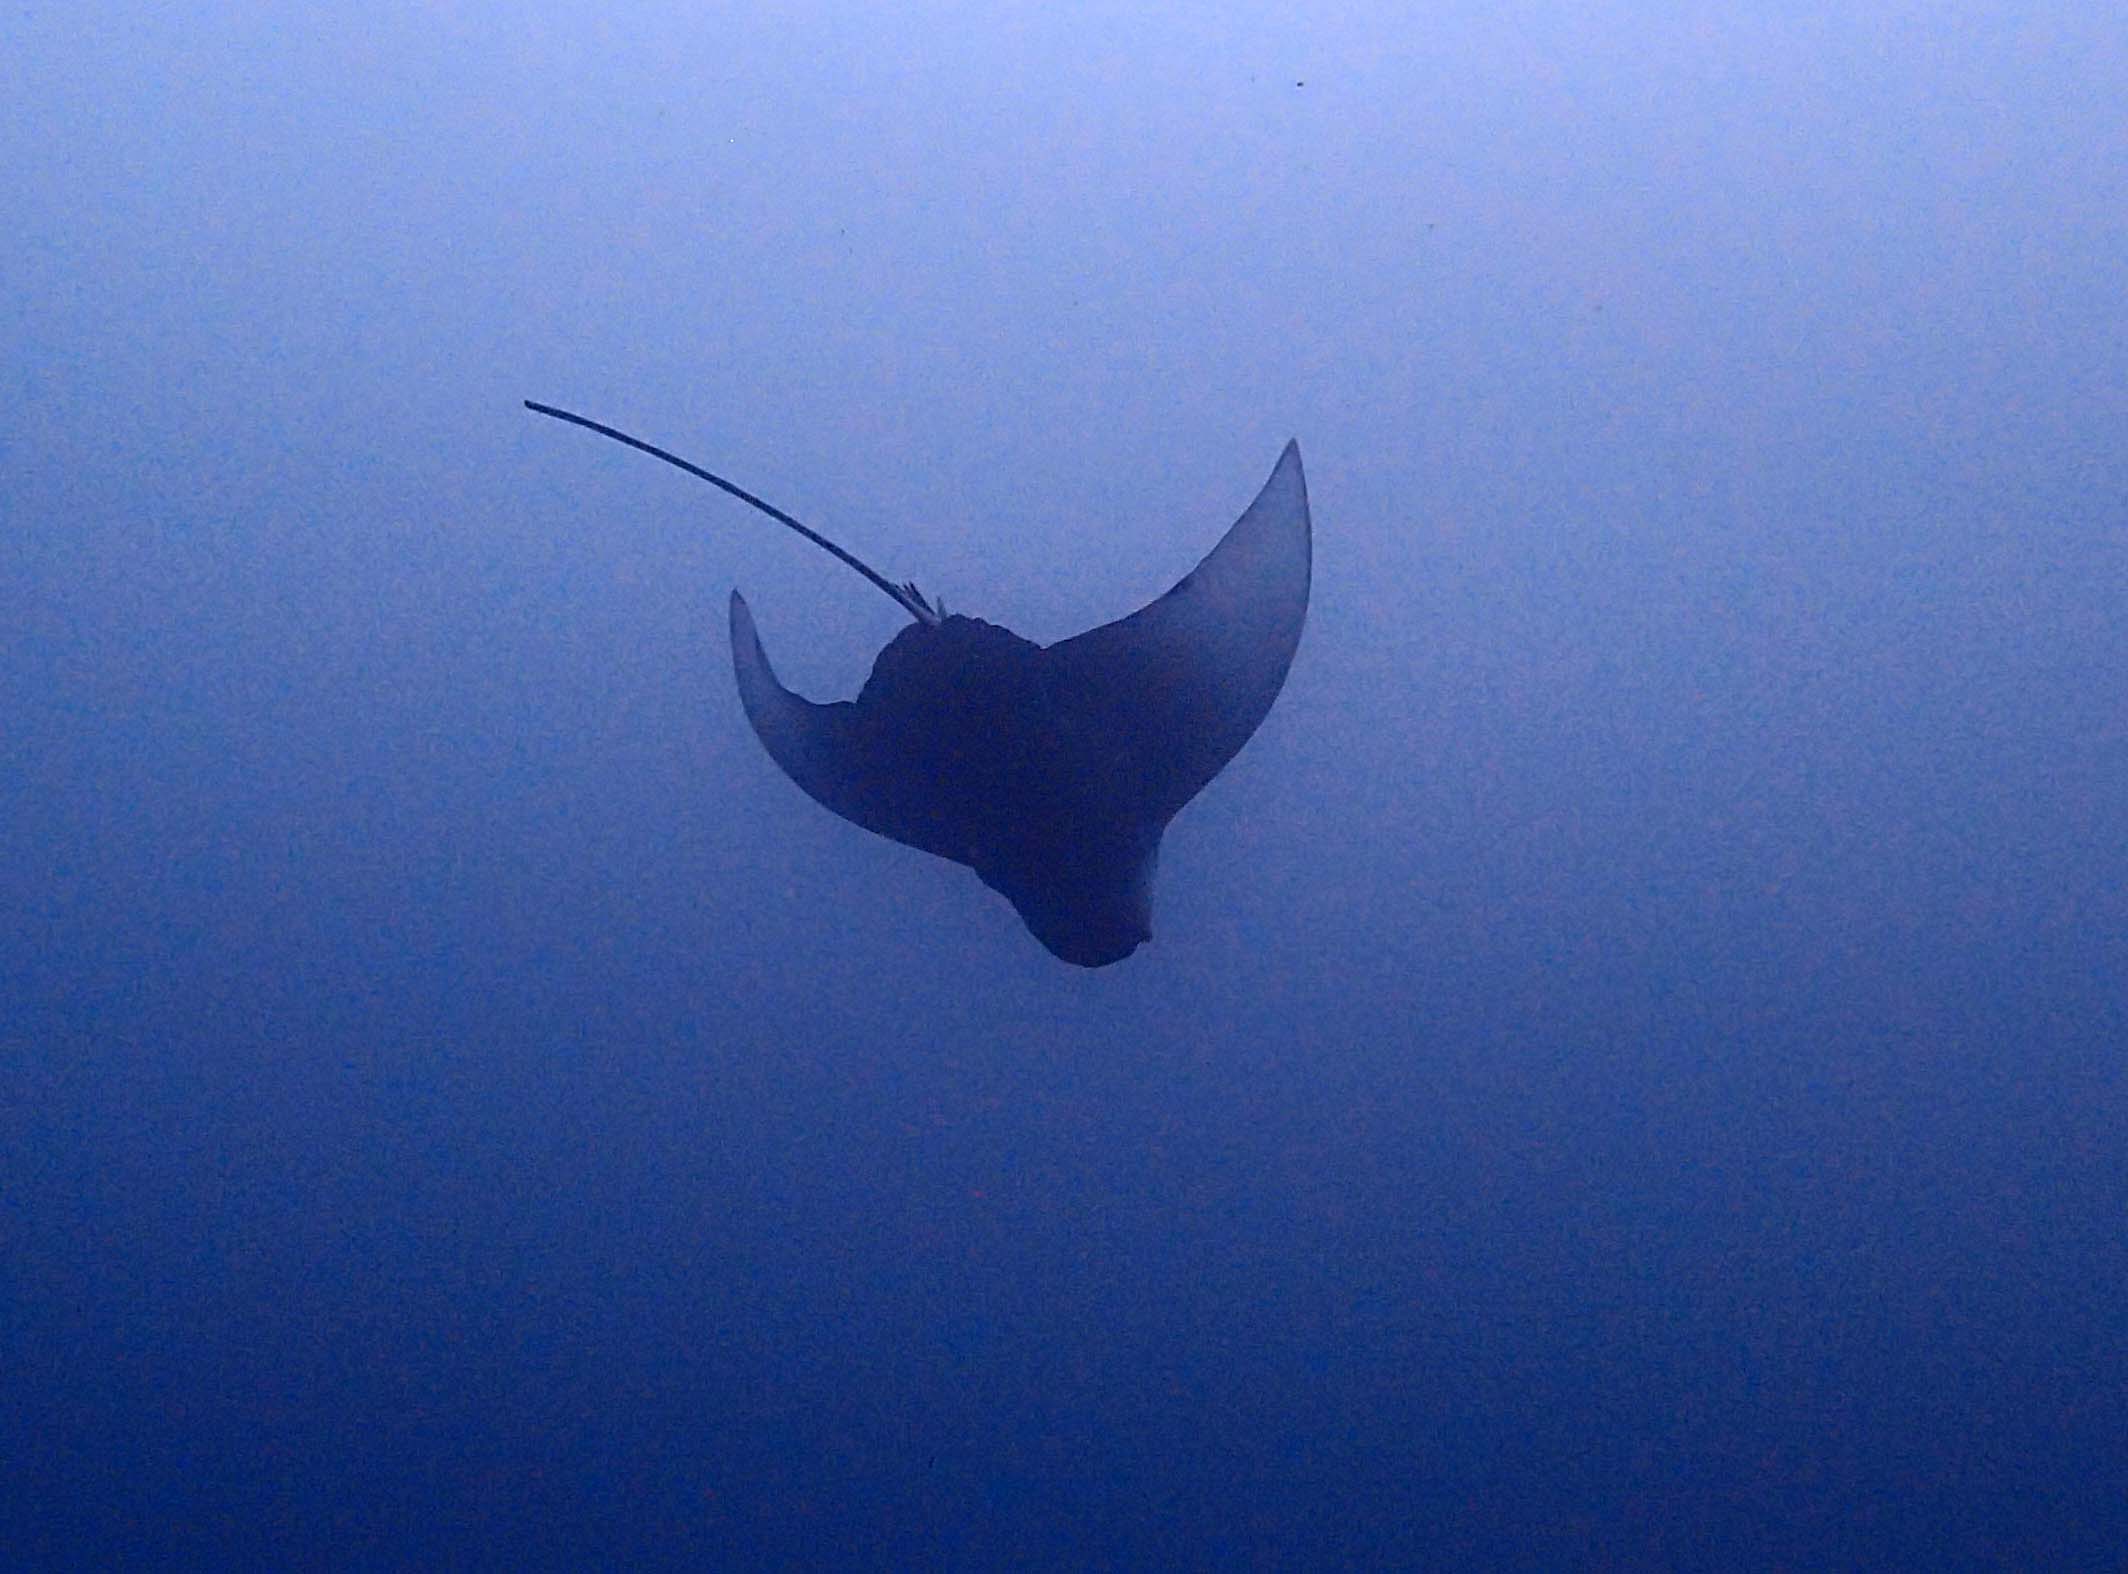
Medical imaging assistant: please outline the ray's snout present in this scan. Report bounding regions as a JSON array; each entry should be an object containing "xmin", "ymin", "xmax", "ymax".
[
  {"xmin": 988, "ymin": 839, "xmax": 1159, "ymax": 968},
  {"xmin": 1037, "ymin": 912, "xmax": 1152, "ymax": 969}
]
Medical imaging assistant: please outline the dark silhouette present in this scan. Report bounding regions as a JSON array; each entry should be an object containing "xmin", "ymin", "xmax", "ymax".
[{"xmin": 529, "ymin": 403, "xmax": 1311, "ymax": 964}]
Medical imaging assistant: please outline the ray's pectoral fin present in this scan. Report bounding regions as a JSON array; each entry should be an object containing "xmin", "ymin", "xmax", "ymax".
[
  {"xmin": 729, "ymin": 592, "xmax": 972, "ymax": 865},
  {"xmin": 1040, "ymin": 440, "xmax": 1312, "ymax": 827},
  {"xmin": 729, "ymin": 590, "xmax": 863, "ymax": 824}
]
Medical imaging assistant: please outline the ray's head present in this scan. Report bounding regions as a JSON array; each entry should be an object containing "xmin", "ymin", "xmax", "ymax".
[{"xmin": 977, "ymin": 832, "xmax": 1161, "ymax": 969}]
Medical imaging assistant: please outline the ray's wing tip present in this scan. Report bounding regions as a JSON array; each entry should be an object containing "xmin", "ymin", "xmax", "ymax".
[
  {"xmin": 1269, "ymin": 439, "xmax": 1310, "ymax": 526},
  {"xmin": 1271, "ymin": 438, "xmax": 1306, "ymax": 495},
  {"xmin": 728, "ymin": 588, "xmax": 759, "ymax": 650}
]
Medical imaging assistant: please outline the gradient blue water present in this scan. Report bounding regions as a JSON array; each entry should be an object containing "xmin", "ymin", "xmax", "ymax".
[{"xmin": 7, "ymin": 4, "xmax": 2124, "ymax": 1565}]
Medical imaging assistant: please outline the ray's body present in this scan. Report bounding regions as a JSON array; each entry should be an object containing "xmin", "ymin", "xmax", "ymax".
[{"xmin": 530, "ymin": 400, "xmax": 1311, "ymax": 966}]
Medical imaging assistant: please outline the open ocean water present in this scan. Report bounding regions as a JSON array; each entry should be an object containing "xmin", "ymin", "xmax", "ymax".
[{"xmin": 6, "ymin": 4, "xmax": 2125, "ymax": 1566}]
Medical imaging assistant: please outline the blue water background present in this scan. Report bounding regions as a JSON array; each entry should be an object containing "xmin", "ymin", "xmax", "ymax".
[{"xmin": 6, "ymin": 4, "xmax": 2124, "ymax": 1565}]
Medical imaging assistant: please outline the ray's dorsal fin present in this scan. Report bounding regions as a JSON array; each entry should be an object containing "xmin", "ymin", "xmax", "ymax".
[{"xmin": 524, "ymin": 400, "xmax": 939, "ymax": 626}]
